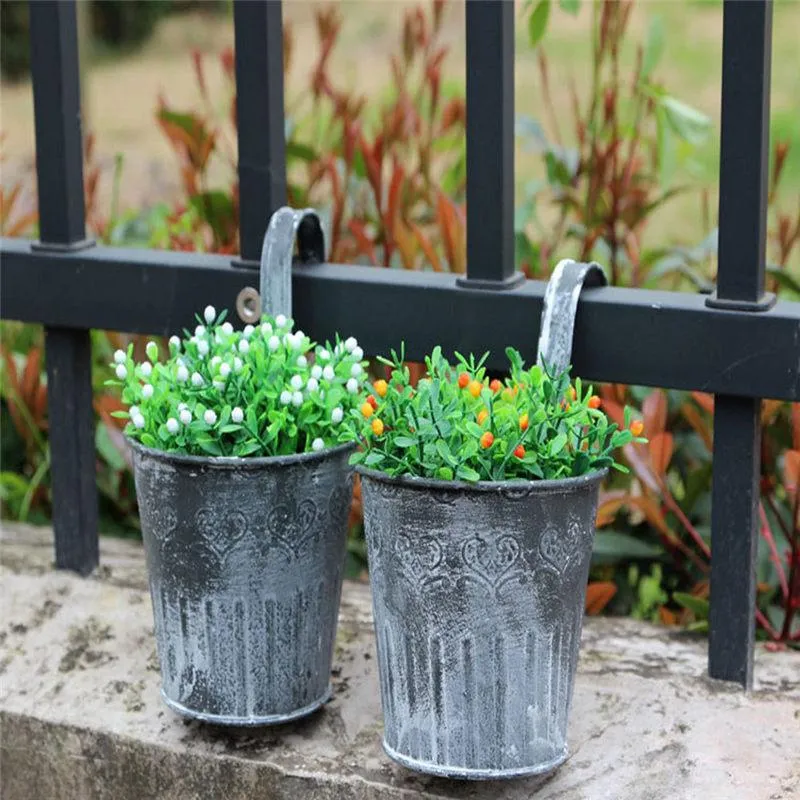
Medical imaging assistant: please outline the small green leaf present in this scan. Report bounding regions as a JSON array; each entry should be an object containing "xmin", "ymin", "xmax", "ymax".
[
  {"xmin": 394, "ymin": 436, "xmax": 418, "ymax": 448},
  {"xmin": 456, "ymin": 465, "xmax": 481, "ymax": 482},
  {"xmin": 364, "ymin": 452, "xmax": 385, "ymax": 467},
  {"xmin": 593, "ymin": 531, "xmax": 665, "ymax": 561},
  {"xmin": 641, "ymin": 15, "xmax": 664, "ymax": 80},
  {"xmin": 673, "ymin": 592, "xmax": 710, "ymax": 620},
  {"xmin": 528, "ymin": 0, "xmax": 551, "ymax": 48},
  {"xmin": 559, "ymin": 0, "xmax": 580, "ymax": 14},
  {"xmin": 550, "ymin": 432, "xmax": 568, "ymax": 456},
  {"xmin": 436, "ymin": 439, "xmax": 457, "ymax": 466}
]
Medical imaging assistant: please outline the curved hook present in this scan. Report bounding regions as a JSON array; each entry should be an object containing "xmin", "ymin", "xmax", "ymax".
[
  {"xmin": 536, "ymin": 259, "xmax": 607, "ymax": 375},
  {"xmin": 259, "ymin": 207, "xmax": 325, "ymax": 319}
]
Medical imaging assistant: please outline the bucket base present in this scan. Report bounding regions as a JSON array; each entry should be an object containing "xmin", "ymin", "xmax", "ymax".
[
  {"xmin": 161, "ymin": 686, "xmax": 332, "ymax": 727},
  {"xmin": 382, "ymin": 739, "xmax": 569, "ymax": 781}
]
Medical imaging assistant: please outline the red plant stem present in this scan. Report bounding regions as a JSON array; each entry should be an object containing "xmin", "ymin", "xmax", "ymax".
[
  {"xmin": 660, "ymin": 488, "xmax": 712, "ymax": 559},
  {"xmin": 756, "ymin": 608, "xmax": 780, "ymax": 640},
  {"xmin": 779, "ymin": 484, "xmax": 800, "ymax": 640},
  {"xmin": 759, "ymin": 502, "xmax": 789, "ymax": 601}
]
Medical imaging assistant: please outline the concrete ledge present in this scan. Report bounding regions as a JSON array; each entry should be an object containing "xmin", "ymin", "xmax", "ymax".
[{"xmin": 1, "ymin": 523, "xmax": 798, "ymax": 800}]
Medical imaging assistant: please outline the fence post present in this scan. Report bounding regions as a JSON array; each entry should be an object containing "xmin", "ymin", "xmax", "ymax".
[
  {"xmin": 458, "ymin": 1, "xmax": 522, "ymax": 290},
  {"xmin": 29, "ymin": 0, "xmax": 98, "ymax": 574},
  {"xmin": 232, "ymin": 0, "xmax": 287, "ymax": 267},
  {"xmin": 707, "ymin": 0, "xmax": 773, "ymax": 687}
]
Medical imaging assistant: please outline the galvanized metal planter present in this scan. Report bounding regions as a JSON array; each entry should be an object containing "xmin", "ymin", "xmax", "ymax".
[
  {"xmin": 358, "ymin": 467, "xmax": 606, "ymax": 779},
  {"xmin": 131, "ymin": 439, "xmax": 354, "ymax": 726}
]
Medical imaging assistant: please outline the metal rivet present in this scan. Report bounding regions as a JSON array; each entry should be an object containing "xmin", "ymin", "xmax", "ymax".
[{"xmin": 236, "ymin": 287, "xmax": 260, "ymax": 323}]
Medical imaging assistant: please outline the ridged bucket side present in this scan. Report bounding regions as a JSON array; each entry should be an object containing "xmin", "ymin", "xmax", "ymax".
[
  {"xmin": 359, "ymin": 470, "xmax": 603, "ymax": 778},
  {"xmin": 133, "ymin": 443, "xmax": 354, "ymax": 725}
]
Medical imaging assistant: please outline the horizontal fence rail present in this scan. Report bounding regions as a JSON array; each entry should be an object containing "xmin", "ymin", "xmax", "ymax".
[
  {"xmin": 1, "ymin": 0, "xmax": 798, "ymax": 689},
  {"xmin": 2, "ymin": 238, "xmax": 800, "ymax": 402}
]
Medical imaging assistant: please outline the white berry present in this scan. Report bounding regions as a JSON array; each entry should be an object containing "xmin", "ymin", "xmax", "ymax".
[
  {"xmin": 312, "ymin": 438, "xmax": 324, "ymax": 452},
  {"xmin": 166, "ymin": 418, "xmax": 179, "ymax": 434},
  {"xmin": 231, "ymin": 407, "xmax": 244, "ymax": 424},
  {"xmin": 203, "ymin": 305, "xmax": 216, "ymax": 324},
  {"xmin": 204, "ymin": 409, "xmax": 217, "ymax": 425}
]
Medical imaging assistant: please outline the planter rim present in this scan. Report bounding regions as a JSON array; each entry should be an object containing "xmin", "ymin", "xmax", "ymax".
[
  {"xmin": 126, "ymin": 436, "xmax": 355, "ymax": 470},
  {"xmin": 356, "ymin": 464, "xmax": 608, "ymax": 494}
]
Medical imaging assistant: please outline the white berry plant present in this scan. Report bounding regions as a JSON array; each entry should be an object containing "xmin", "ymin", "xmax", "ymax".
[{"xmin": 107, "ymin": 306, "xmax": 368, "ymax": 458}]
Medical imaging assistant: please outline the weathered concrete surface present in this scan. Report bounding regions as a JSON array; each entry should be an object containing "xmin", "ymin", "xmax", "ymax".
[{"xmin": 1, "ymin": 523, "xmax": 798, "ymax": 800}]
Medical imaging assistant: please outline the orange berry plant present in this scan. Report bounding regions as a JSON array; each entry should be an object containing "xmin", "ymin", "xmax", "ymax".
[{"xmin": 348, "ymin": 345, "xmax": 646, "ymax": 482}]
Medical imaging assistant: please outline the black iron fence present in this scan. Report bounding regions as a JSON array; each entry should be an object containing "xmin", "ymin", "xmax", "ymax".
[{"xmin": 1, "ymin": 0, "xmax": 798, "ymax": 689}]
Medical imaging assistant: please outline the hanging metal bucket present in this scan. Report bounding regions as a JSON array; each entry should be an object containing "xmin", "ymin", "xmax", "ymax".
[
  {"xmin": 358, "ymin": 466, "xmax": 605, "ymax": 779},
  {"xmin": 131, "ymin": 440, "xmax": 354, "ymax": 725}
]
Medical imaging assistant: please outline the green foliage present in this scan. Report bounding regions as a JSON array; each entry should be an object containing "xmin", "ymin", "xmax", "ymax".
[
  {"xmin": 347, "ymin": 346, "xmax": 645, "ymax": 483},
  {"xmin": 107, "ymin": 308, "xmax": 365, "ymax": 458},
  {"xmin": 0, "ymin": 0, "xmax": 30, "ymax": 81},
  {"xmin": 90, "ymin": 1, "xmax": 169, "ymax": 51},
  {"xmin": 630, "ymin": 564, "xmax": 669, "ymax": 623}
]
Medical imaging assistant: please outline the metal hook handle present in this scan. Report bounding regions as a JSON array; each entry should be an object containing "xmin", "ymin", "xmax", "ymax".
[
  {"xmin": 236, "ymin": 207, "xmax": 325, "ymax": 323},
  {"xmin": 536, "ymin": 259, "xmax": 607, "ymax": 375}
]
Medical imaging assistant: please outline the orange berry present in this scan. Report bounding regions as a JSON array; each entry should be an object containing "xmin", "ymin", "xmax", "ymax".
[
  {"xmin": 360, "ymin": 402, "xmax": 374, "ymax": 419},
  {"xmin": 468, "ymin": 380, "xmax": 483, "ymax": 398},
  {"xmin": 630, "ymin": 420, "xmax": 644, "ymax": 437},
  {"xmin": 371, "ymin": 418, "xmax": 385, "ymax": 436},
  {"xmin": 367, "ymin": 394, "xmax": 378, "ymax": 410},
  {"xmin": 568, "ymin": 386, "xmax": 577, "ymax": 401},
  {"xmin": 477, "ymin": 408, "xmax": 489, "ymax": 425},
  {"xmin": 489, "ymin": 379, "xmax": 502, "ymax": 393},
  {"xmin": 373, "ymin": 379, "xmax": 388, "ymax": 397},
  {"xmin": 514, "ymin": 444, "xmax": 525, "ymax": 459},
  {"xmin": 480, "ymin": 431, "xmax": 494, "ymax": 449},
  {"xmin": 458, "ymin": 372, "xmax": 470, "ymax": 389},
  {"xmin": 519, "ymin": 413, "xmax": 529, "ymax": 431},
  {"xmin": 588, "ymin": 395, "xmax": 602, "ymax": 409}
]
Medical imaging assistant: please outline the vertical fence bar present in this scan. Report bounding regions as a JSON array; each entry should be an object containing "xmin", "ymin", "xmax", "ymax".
[
  {"xmin": 459, "ymin": 1, "xmax": 522, "ymax": 289},
  {"xmin": 28, "ymin": 0, "xmax": 98, "ymax": 574},
  {"xmin": 233, "ymin": 0, "xmax": 287, "ymax": 265},
  {"xmin": 708, "ymin": 0, "xmax": 773, "ymax": 688}
]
